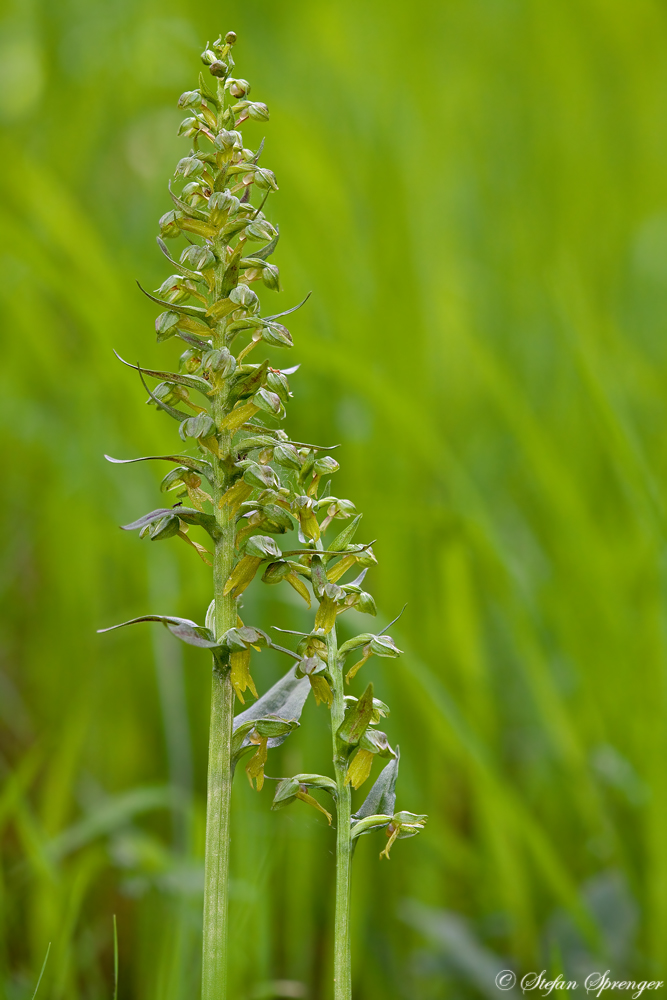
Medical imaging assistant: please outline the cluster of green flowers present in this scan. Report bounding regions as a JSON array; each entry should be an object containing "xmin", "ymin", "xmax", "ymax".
[{"xmin": 101, "ymin": 31, "xmax": 425, "ymax": 1000}]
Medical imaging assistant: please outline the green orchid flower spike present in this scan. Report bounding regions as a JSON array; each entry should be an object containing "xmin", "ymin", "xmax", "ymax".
[{"xmin": 99, "ymin": 30, "xmax": 426, "ymax": 1000}]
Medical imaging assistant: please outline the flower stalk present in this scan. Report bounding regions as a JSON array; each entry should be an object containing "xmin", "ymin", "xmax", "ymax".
[
  {"xmin": 99, "ymin": 30, "xmax": 426, "ymax": 1000},
  {"xmin": 201, "ymin": 376, "xmax": 237, "ymax": 1000},
  {"xmin": 328, "ymin": 626, "xmax": 353, "ymax": 1000}
]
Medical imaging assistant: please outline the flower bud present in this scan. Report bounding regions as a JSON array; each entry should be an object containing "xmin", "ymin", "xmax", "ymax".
[
  {"xmin": 225, "ymin": 30, "xmax": 237, "ymax": 45},
  {"xmin": 215, "ymin": 128, "xmax": 243, "ymax": 153},
  {"xmin": 355, "ymin": 591, "xmax": 377, "ymax": 616},
  {"xmin": 313, "ymin": 455, "xmax": 340, "ymax": 476},
  {"xmin": 200, "ymin": 48, "xmax": 218, "ymax": 65},
  {"xmin": 160, "ymin": 466, "xmax": 194, "ymax": 493},
  {"xmin": 159, "ymin": 209, "xmax": 182, "ymax": 238},
  {"xmin": 178, "ymin": 90, "xmax": 202, "ymax": 108},
  {"xmin": 149, "ymin": 514, "xmax": 181, "ymax": 541},
  {"xmin": 369, "ymin": 635, "xmax": 401, "ymax": 657},
  {"xmin": 261, "ymin": 321, "xmax": 293, "ymax": 349},
  {"xmin": 157, "ymin": 274, "xmax": 189, "ymax": 302},
  {"xmin": 229, "ymin": 283, "xmax": 259, "ymax": 311},
  {"xmin": 273, "ymin": 443, "xmax": 302, "ymax": 469},
  {"xmin": 174, "ymin": 156, "xmax": 204, "ymax": 179},
  {"xmin": 319, "ymin": 498, "xmax": 356, "ymax": 522},
  {"xmin": 296, "ymin": 656, "xmax": 321, "ymax": 677},
  {"xmin": 254, "ymin": 167, "xmax": 279, "ymax": 191},
  {"xmin": 202, "ymin": 347, "xmax": 235, "ymax": 375},
  {"xmin": 261, "ymin": 263, "xmax": 280, "ymax": 291},
  {"xmin": 245, "ymin": 535, "xmax": 282, "ymax": 560},
  {"xmin": 323, "ymin": 582, "xmax": 345, "ymax": 602},
  {"xmin": 209, "ymin": 60, "xmax": 229, "ymax": 79},
  {"xmin": 222, "ymin": 628, "xmax": 247, "ymax": 653},
  {"xmin": 244, "ymin": 462, "xmax": 279, "ymax": 491},
  {"xmin": 228, "ymin": 77, "xmax": 250, "ymax": 97},
  {"xmin": 179, "ymin": 413, "xmax": 215, "ymax": 440},
  {"xmin": 298, "ymin": 450, "xmax": 316, "ymax": 481},
  {"xmin": 155, "ymin": 310, "xmax": 180, "ymax": 340},
  {"xmin": 178, "ymin": 117, "xmax": 200, "ymax": 138},
  {"xmin": 245, "ymin": 218, "xmax": 277, "ymax": 241},
  {"xmin": 248, "ymin": 102, "xmax": 270, "ymax": 121},
  {"xmin": 266, "ymin": 371, "xmax": 290, "ymax": 401},
  {"xmin": 293, "ymin": 494, "xmax": 315, "ymax": 514},
  {"xmin": 262, "ymin": 559, "xmax": 292, "ymax": 584},
  {"xmin": 179, "ymin": 349, "xmax": 202, "ymax": 373},
  {"xmin": 181, "ymin": 181, "xmax": 208, "ymax": 207},
  {"xmin": 208, "ymin": 190, "xmax": 240, "ymax": 225},
  {"xmin": 356, "ymin": 545, "xmax": 378, "ymax": 567},
  {"xmin": 180, "ymin": 245, "xmax": 216, "ymax": 270},
  {"xmin": 253, "ymin": 387, "xmax": 283, "ymax": 417},
  {"xmin": 256, "ymin": 503, "xmax": 293, "ymax": 532}
]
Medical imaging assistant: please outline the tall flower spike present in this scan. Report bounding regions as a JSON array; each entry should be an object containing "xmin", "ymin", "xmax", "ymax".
[{"xmin": 99, "ymin": 30, "xmax": 426, "ymax": 1000}]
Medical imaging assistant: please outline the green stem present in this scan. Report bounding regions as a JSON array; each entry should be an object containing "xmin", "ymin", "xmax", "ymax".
[
  {"xmin": 201, "ymin": 336, "xmax": 235, "ymax": 999},
  {"xmin": 201, "ymin": 547, "xmax": 234, "ymax": 999},
  {"xmin": 329, "ymin": 625, "xmax": 352, "ymax": 1000}
]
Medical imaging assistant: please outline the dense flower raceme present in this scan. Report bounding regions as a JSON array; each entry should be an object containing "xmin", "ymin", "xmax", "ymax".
[{"xmin": 100, "ymin": 31, "xmax": 426, "ymax": 864}]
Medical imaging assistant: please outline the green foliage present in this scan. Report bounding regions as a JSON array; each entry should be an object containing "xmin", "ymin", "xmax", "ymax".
[{"xmin": 2, "ymin": 1, "xmax": 667, "ymax": 997}]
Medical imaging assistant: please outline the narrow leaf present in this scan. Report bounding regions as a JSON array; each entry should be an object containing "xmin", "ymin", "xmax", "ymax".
[
  {"xmin": 104, "ymin": 453, "xmax": 213, "ymax": 483},
  {"xmin": 97, "ymin": 614, "xmax": 219, "ymax": 648},
  {"xmin": 113, "ymin": 350, "xmax": 212, "ymax": 397},
  {"xmin": 323, "ymin": 514, "xmax": 363, "ymax": 563},
  {"xmin": 168, "ymin": 179, "xmax": 209, "ymax": 221},
  {"xmin": 233, "ymin": 666, "xmax": 310, "ymax": 756},
  {"xmin": 137, "ymin": 369, "xmax": 190, "ymax": 421},
  {"xmin": 136, "ymin": 281, "xmax": 210, "ymax": 319},
  {"xmin": 262, "ymin": 291, "xmax": 311, "ymax": 322},
  {"xmin": 231, "ymin": 668, "xmax": 311, "ymax": 769},
  {"xmin": 353, "ymin": 748, "xmax": 400, "ymax": 821},
  {"xmin": 250, "ymin": 230, "xmax": 280, "ymax": 261},
  {"xmin": 337, "ymin": 683, "xmax": 375, "ymax": 744},
  {"xmin": 121, "ymin": 506, "xmax": 220, "ymax": 539},
  {"xmin": 31, "ymin": 942, "xmax": 51, "ymax": 1000},
  {"xmin": 156, "ymin": 236, "xmax": 204, "ymax": 281}
]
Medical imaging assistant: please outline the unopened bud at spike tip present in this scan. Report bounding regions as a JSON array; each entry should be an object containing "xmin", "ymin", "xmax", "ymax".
[
  {"xmin": 225, "ymin": 30, "xmax": 237, "ymax": 45},
  {"xmin": 210, "ymin": 60, "xmax": 229, "ymax": 79}
]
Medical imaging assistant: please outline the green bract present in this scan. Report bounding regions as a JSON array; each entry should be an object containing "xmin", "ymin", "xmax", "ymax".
[{"xmin": 97, "ymin": 28, "xmax": 425, "ymax": 1000}]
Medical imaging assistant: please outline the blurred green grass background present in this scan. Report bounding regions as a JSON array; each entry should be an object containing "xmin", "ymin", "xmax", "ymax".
[{"xmin": 2, "ymin": 0, "xmax": 667, "ymax": 996}]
